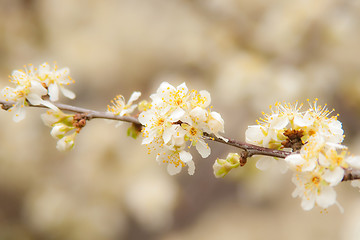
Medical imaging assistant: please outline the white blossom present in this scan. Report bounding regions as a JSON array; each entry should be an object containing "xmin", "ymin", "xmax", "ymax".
[
  {"xmin": 292, "ymin": 170, "xmax": 337, "ymax": 211},
  {"xmin": 1, "ymin": 65, "xmax": 58, "ymax": 122},
  {"xmin": 245, "ymin": 99, "xmax": 352, "ymax": 211},
  {"xmin": 107, "ymin": 91, "xmax": 141, "ymax": 127},
  {"xmin": 139, "ymin": 82, "xmax": 224, "ymax": 175},
  {"xmin": 37, "ymin": 62, "xmax": 75, "ymax": 101}
]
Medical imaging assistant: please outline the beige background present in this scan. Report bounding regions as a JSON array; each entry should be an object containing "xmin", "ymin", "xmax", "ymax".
[{"xmin": 1, "ymin": 0, "xmax": 360, "ymax": 239}]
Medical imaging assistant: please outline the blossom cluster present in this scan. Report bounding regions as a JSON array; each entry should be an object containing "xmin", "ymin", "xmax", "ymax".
[
  {"xmin": 138, "ymin": 82, "xmax": 224, "ymax": 175},
  {"xmin": 245, "ymin": 99, "xmax": 360, "ymax": 211},
  {"xmin": 2, "ymin": 62, "xmax": 360, "ymax": 213},
  {"xmin": 41, "ymin": 110, "xmax": 79, "ymax": 151},
  {"xmin": 1, "ymin": 62, "xmax": 75, "ymax": 122}
]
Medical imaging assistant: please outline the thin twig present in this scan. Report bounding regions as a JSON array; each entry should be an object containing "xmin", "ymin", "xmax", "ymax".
[
  {"xmin": 203, "ymin": 133, "xmax": 292, "ymax": 158},
  {"xmin": 1, "ymin": 99, "xmax": 359, "ymax": 182},
  {"xmin": 0, "ymin": 100, "xmax": 141, "ymax": 125}
]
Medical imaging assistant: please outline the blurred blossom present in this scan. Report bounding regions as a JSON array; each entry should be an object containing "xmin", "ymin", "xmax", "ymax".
[
  {"xmin": 124, "ymin": 172, "xmax": 178, "ymax": 232},
  {"xmin": 24, "ymin": 183, "xmax": 127, "ymax": 240}
]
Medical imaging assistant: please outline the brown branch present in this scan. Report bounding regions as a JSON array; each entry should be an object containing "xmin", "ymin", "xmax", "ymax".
[
  {"xmin": 1, "ymin": 99, "xmax": 360, "ymax": 182},
  {"xmin": 203, "ymin": 132, "xmax": 292, "ymax": 158},
  {"xmin": 342, "ymin": 168, "xmax": 360, "ymax": 182},
  {"xmin": 0, "ymin": 99, "xmax": 141, "ymax": 126}
]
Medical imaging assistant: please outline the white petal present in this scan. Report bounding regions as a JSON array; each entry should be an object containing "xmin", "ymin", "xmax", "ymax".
[
  {"xmin": 169, "ymin": 108, "xmax": 185, "ymax": 122},
  {"xmin": 60, "ymin": 87, "xmax": 76, "ymax": 99},
  {"xmin": 177, "ymin": 82, "xmax": 188, "ymax": 93},
  {"xmin": 39, "ymin": 100, "xmax": 59, "ymax": 111},
  {"xmin": 285, "ymin": 154, "xmax": 305, "ymax": 166},
  {"xmin": 291, "ymin": 186, "xmax": 301, "ymax": 198},
  {"xmin": 255, "ymin": 157, "xmax": 273, "ymax": 171},
  {"xmin": 328, "ymin": 120, "xmax": 344, "ymax": 136},
  {"xmin": 171, "ymin": 127, "xmax": 186, "ymax": 146},
  {"xmin": 142, "ymin": 135, "xmax": 155, "ymax": 145},
  {"xmin": 26, "ymin": 94, "xmax": 44, "ymax": 105},
  {"xmin": 245, "ymin": 125, "xmax": 264, "ymax": 144},
  {"xmin": 55, "ymin": 67, "xmax": 70, "ymax": 80},
  {"xmin": 323, "ymin": 167, "xmax": 345, "ymax": 186},
  {"xmin": 179, "ymin": 150, "xmax": 192, "ymax": 163},
  {"xmin": 187, "ymin": 160, "xmax": 195, "ymax": 175},
  {"xmin": 50, "ymin": 124, "xmax": 65, "ymax": 139},
  {"xmin": 157, "ymin": 82, "xmax": 175, "ymax": 95},
  {"xmin": 301, "ymin": 195, "xmax": 316, "ymax": 211},
  {"xmin": 13, "ymin": 106, "xmax": 26, "ymax": 122},
  {"xmin": 30, "ymin": 80, "xmax": 47, "ymax": 96},
  {"xmin": 199, "ymin": 90, "xmax": 211, "ymax": 107},
  {"xmin": 301, "ymin": 160, "xmax": 316, "ymax": 172},
  {"xmin": 294, "ymin": 112, "xmax": 314, "ymax": 127},
  {"xmin": 121, "ymin": 104, "xmax": 137, "ymax": 116},
  {"xmin": 208, "ymin": 111, "xmax": 224, "ymax": 133},
  {"xmin": 167, "ymin": 163, "xmax": 182, "ymax": 175},
  {"xmin": 316, "ymin": 186, "xmax": 337, "ymax": 208},
  {"xmin": 271, "ymin": 116, "xmax": 289, "ymax": 130},
  {"xmin": 48, "ymin": 84, "xmax": 59, "ymax": 102},
  {"xmin": 41, "ymin": 111, "xmax": 58, "ymax": 126},
  {"xmin": 56, "ymin": 136, "xmax": 75, "ymax": 151},
  {"xmin": 38, "ymin": 62, "xmax": 50, "ymax": 75},
  {"xmin": 163, "ymin": 126, "xmax": 175, "ymax": 144},
  {"xmin": 195, "ymin": 139, "xmax": 211, "ymax": 158},
  {"xmin": 138, "ymin": 111, "xmax": 152, "ymax": 125},
  {"xmin": 346, "ymin": 156, "xmax": 360, "ymax": 169},
  {"xmin": 189, "ymin": 107, "xmax": 207, "ymax": 123},
  {"xmin": 128, "ymin": 91, "xmax": 141, "ymax": 104}
]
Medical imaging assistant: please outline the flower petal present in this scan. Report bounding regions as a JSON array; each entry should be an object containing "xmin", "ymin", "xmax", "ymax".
[
  {"xmin": 195, "ymin": 139, "xmax": 211, "ymax": 158},
  {"xmin": 245, "ymin": 125, "xmax": 264, "ymax": 144},
  {"xmin": 48, "ymin": 83, "xmax": 59, "ymax": 102},
  {"xmin": 167, "ymin": 163, "xmax": 182, "ymax": 175},
  {"xmin": 316, "ymin": 186, "xmax": 336, "ymax": 209},
  {"xmin": 346, "ymin": 156, "xmax": 360, "ymax": 169},
  {"xmin": 187, "ymin": 160, "xmax": 195, "ymax": 175},
  {"xmin": 323, "ymin": 167, "xmax": 345, "ymax": 186},
  {"xmin": 128, "ymin": 91, "xmax": 141, "ymax": 104},
  {"xmin": 60, "ymin": 87, "xmax": 76, "ymax": 99},
  {"xmin": 179, "ymin": 150, "xmax": 192, "ymax": 163},
  {"xmin": 13, "ymin": 105, "xmax": 26, "ymax": 122}
]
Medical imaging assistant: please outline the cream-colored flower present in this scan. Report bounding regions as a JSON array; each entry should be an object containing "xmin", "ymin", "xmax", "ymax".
[
  {"xmin": 292, "ymin": 169, "xmax": 337, "ymax": 211},
  {"xmin": 139, "ymin": 81, "xmax": 225, "ymax": 175},
  {"xmin": 107, "ymin": 91, "xmax": 141, "ymax": 127},
  {"xmin": 1, "ymin": 66, "xmax": 58, "ymax": 122},
  {"xmin": 37, "ymin": 62, "xmax": 75, "ymax": 101}
]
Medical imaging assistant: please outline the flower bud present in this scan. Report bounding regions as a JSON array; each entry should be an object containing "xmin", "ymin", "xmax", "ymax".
[
  {"xmin": 213, "ymin": 153, "xmax": 240, "ymax": 178},
  {"xmin": 56, "ymin": 133, "xmax": 76, "ymax": 151},
  {"xmin": 41, "ymin": 110, "xmax": 74, "ymax": 127},
  {"xmin": 50, "ymin": 123, "xmax": 74, "ymax": 139}
]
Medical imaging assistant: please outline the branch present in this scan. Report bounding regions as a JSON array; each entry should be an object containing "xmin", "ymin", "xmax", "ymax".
[
  {"xmin": 203, "ymin": 132, "xmax": 292, "ymax": 158},
  {"xmin": 0, "ymin": 99, "xmax": 141, "ymax": 126},
  {"xmin": 1, "ymin": 99, "xmax": 360, "ymax": 182}
]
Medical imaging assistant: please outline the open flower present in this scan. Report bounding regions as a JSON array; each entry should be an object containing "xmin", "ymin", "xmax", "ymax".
[
  {"xmin": 156, "ymin": 145, "xmax": 194, "ymax": 175},
  {"xmin": 139, "ymin": 81, "xmax": 225, "ymax": 175},
  {"xmin": 1, "ymin": 65, "xmax": 58, "ymax": 122},
  {"xmin": 37, "ymin": 62, "xmax": 75, "ymax": 101},
  {"xmin": 292, "ymin": 169, "xmax": 338, "ymax": 211},
  {"xmin": 107, "ymin": 91, "xmax": 141, "ymax": 127}
]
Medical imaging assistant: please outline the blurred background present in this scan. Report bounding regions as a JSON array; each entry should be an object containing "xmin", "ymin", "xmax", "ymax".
[{"xmin": 1, "ymin": 0, "xmax": 360, "ymax": 239}]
